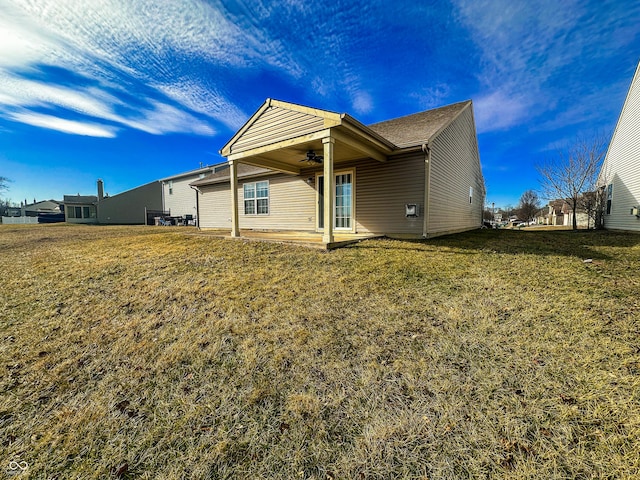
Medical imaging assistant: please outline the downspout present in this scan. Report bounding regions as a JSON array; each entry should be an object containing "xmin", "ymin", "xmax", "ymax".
[
  {"xmin": 190, "ymin": 185, "xmax": 200, "ymax": 230},
  {"xmin": 161, "ymin": 182, "xmax": 166, "ymax": 214},
  {"xmin": 422, "ymin": 143, "xmax": 431, "ymax": 238}
]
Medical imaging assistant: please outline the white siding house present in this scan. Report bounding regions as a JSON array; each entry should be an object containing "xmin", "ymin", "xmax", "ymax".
[
  {"xmin": 192, "ymin": 99, "xmax": 485, "ymax": 248},
  {"xmin": 599, "ymin": 61, "xmax": 640, "ymax": 232},
  {"xmin": 160, "ymin": 164, "xmax": 228, "ymax": 220}
]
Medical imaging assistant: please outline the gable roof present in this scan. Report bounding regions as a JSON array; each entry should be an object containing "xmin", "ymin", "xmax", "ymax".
[
  {"xmin": 217, "ymin": 98, "xmax": 476, "ymax": 176},
  {"xmin": 367, "ymin": 100, "xmax": 471, "ymax": 148},
  {"xmin": 220, "ymin": 98, "xmax": 395, "ymax": 159}
]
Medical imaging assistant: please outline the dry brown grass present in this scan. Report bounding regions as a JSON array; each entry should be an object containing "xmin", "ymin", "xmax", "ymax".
[{"xmin": 1, "ymin": 224, "xmax": 639, "ymax": 479}]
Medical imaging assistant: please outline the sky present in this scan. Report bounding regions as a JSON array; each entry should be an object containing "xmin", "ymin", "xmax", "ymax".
[{"xmin": 0, "ymin": 0, "xmax": 639, "ymax": 209}]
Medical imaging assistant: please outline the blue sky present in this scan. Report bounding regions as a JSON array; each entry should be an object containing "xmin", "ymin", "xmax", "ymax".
[{"xmin": 1, "ymin": 0, "xmax": 639, "ymax": 208}]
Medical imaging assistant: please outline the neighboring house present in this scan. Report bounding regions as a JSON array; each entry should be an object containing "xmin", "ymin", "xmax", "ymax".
[
  {"xmin": 5, "ymin": 206, "xmax": 21, "ymax": 217},
  {"xmin": 1, "ymin": 200, "xmax": 62, "ymax": 224},
  {"xmin": 64, "ymin": 180, "xmax": 163, "ymax": 225},
  {"xmin": 599, "ymin": 60, "xmax": 640, "ymax": 232},
  {"xmin": 4, "ymin": 200, "xmax": 61, "ymax": 217},
  {"xmin": 561, "ymin": 204, "xmax": 590, "ymax": 228},
  {"xmin": 160, "ymin": 164, "xmax": 228, "ymax": 220},
  {"xmin": 191, "ymin": 98, "xmax": 485, "ymax": 247},
  {"xmin": 64, "ymin": 195, "xmax": 98, "ymax": 224},
  {"xmin": 23, "ymin": 200, "xmax": 62, "ymax": 216},
  {"xmin": 538, "ymin": 199, "xmax": 590, "ymax": 228},
  {"xmin": 97, "ymin": 179, "xmax": 163, "ymax": 225},
  {"xmin": 542, "ymin": 200, "xmax": 565, "ymax": 226}
]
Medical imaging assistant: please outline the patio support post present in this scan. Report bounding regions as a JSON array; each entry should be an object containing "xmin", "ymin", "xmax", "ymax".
[
  {"xmin": 322, "ymin": 136, "xmax": 335, "ymax": 244},
  {"xmin": 229, "ymin": 159, "xmax": 240, "ymax": 237}
]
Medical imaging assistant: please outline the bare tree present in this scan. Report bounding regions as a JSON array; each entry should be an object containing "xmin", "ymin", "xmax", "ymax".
[
  {"xmin": 0, "ymin": 176, "xmax": 10, "ymax": 193},
  {"xmin": 518, "ymin": 190, "xmax": 540, "ymax": 224},
  {"xmin": 503, "ymin": 204, "xmax": 515, "ymax": 221},
  {"xmin": 536, "ymin": 135, "xmax": 607, "ymax": 230}
]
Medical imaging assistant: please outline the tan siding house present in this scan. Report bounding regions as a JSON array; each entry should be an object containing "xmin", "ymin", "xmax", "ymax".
[
  {"xmin": 599, "ymin": 61, "xmax": 640, "ymax": 232},
  {"xmin": 63, "ymin": 195, "xmax": 98, "ymax": 224},
  {"xmin": 193, "ymin": 99, "xmax": 485, "ymax": 248}
]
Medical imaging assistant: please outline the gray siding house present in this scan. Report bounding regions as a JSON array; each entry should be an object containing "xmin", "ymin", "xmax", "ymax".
[
  {"xmin": 97, "ymin": 180, "xmax": 163, "ymax": 225},
  {"xmin": 599, "ymin": 61, "xmax": 640, "ymax": 232},
  {"xmin": 191, "ymin": 99, "xmax": 485, "ymax": 248},
  {"xmin": 64, "ymin": 179, "xmax": 162, "ymax": 225}
]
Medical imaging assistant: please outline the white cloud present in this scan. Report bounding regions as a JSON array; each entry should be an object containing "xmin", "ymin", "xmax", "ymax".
[
  {"xmin": 410, "ymin": 84, "xmax": 453, "ymax": 110},
  {"xmin": 451, "ymin": 0, "xmax": 638, "ymax": 132},
  {"xmin": 0, "ymin": 0, "xmax": 265, "ymax": 136},
  {"xmin": 9, "ymin": 111, "xmax": 117, "ymax": 137},
  {"xmin": 351, "ymin": 91, "xmax": 373, "ymax": 116},
  {"xmin": 473, "ymin": 90, "xmax": 532, "ymax": 133},
  {"xmin": 0, "ymin": 71, "xmax": 217, "ymax": 136}
]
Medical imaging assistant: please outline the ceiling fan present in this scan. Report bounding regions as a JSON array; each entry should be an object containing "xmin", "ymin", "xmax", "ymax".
[{"xmin": 299, "ymin": 150, "xmax": 323, "ymax": 164}]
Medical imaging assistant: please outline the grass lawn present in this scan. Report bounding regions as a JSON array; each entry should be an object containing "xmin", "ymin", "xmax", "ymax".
[{"xmin": 1, "ymin": 224, "xmax": 639, "ymax": 479}]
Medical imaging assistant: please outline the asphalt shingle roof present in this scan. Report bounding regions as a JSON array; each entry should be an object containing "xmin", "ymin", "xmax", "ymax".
[
  {"xmin": 368, "ymin": 100, "xmax": 471, "ymax": 148},
  {"xmin": 63, "ymin": 195, "xmax": 98, "ymax": 204}
]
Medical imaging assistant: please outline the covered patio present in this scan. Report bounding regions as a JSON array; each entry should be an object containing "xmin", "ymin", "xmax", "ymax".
[{"xmin": 219, "ymin": 99, "xmax": 397, "ymax": 247}]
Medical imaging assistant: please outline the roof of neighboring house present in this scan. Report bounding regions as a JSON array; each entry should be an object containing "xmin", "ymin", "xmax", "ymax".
[
  {"xmin": 63, "ymin": 195, "xmax": 98, "ymax": 204},
  {"xmin": 159, "ymin": 162, "xmax": 228, "ymax": 182},
  {"xmin": 548, "ymin": 200, "xmax": 566, "ymax": 215},
  {"xmin": 368, "ymin": 100, "xmax": 471, "ymax": 148},
  {"xmin": 24, "ymin": 200, "xmax": 62, "ymax": 212},
  {"xmin": 190, "ymin": 163, "xmax": 276, "ymax": 187}
]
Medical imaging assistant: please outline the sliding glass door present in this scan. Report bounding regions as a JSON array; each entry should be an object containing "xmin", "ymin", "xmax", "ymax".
[{"xmin": 316, "ymin": 171, "xmax": 353, "ymax": 231}]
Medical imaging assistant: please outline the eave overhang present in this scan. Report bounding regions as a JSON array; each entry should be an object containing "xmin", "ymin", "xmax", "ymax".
[{"xmin": 219, "ymin": 99, "xmax": 397, "ymax": 175}]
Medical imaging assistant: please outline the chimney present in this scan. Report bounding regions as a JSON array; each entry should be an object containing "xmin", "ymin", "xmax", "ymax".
[{"xmin": 97, "ymin": 179, "xmax": 104, "ymax": 201}]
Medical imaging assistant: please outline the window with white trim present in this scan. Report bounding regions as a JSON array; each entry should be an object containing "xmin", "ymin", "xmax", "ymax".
[
  {"xmin": 469, "ymin": 186, "xmax": 473, "ymax": 204},
  {"xmin": 244, "ymin": 181, "xmax": 269, "ymax": 215},
  {"xmin": 606, "ymin": 183, "xmax": 613, "ymax": 214}
]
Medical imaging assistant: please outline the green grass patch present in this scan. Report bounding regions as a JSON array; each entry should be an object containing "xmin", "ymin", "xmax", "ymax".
[{"xmin": 1, "ymin": 225, "xmax": 639, "ymax": 478}]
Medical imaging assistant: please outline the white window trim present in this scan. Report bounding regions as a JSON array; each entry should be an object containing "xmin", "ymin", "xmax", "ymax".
[
  {"xmin": 315, "ymin": 169, "xmax": 356, "ymax": 233},
  {"xmin": 242, "ymin": 180, "xmax": 270, "ymax": 216}
]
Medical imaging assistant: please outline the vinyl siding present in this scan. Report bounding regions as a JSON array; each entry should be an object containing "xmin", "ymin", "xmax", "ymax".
[
  {"xmin": 198, "ymin": 183, "xmax": 232, "ymax": 228},
  {"xmin": 601, "ymin": 63, "xmax": 640, "ymax": 232},
  {"xmin": 98, "ymin": 181, "xmax": 162, "ymax": 224},
  {"xmin": 163, "ymin": 175, "xmax": 201, "ymax": 218},
  {"xmin": 231, "ymin": 106, "xmax": 325, "ymax": 154},
  {"xmin": 239, "ymin": 174, "xmax": 316, "ymax": 230},
  {"xmin": 352, "ymin": 155, "xmax": 424, "ymax": 235},
  {"xmin": 427, "ymin": 106, "xmax": 484, "ymax": 235},
  {"xmin": 198, "ymin": 157, "xmax": 425, "ymax": 236},
  {"xmin": 199, "ymin": 174, "xmax": 316, "ymax": 231},
  {"xmin": 201, "ymin": 105, "xmax": 483, "ymax": 237}
]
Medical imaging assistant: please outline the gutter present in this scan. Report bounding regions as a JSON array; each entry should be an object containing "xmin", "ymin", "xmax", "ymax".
[
  {"xmin": 189, "ymin": 185, "xmax": 201, "ymax": 229},
  {"xmin": 422, "ymin": 143, "xmax": 431, "ymax": 238}
]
